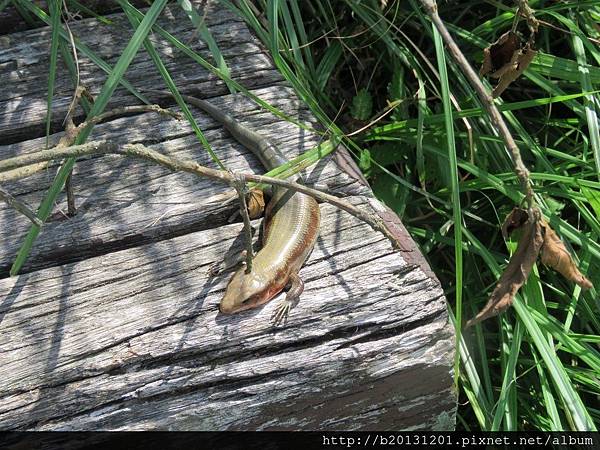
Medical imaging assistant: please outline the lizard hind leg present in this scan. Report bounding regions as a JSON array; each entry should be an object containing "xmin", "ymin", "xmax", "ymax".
[{"xmin": 270, "ymin": 272, "xmax": 305, "ymax": 326}]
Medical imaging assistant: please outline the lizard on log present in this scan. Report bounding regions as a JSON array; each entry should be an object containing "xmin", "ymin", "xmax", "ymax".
[{"xmin": 147, "ymin": 90, "xmax": 320, "ymax": 324}]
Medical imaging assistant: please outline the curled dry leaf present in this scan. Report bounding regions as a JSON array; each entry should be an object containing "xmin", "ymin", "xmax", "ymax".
[
  {"xmin": 501, "ymin": 207, "xmax": 529, "ymax": 239},
  {"xmin": 466, "ymin": 218, "xmax": 543, "ymax": 328},
  {"xmin": 479, "ymin": 31, "xmax": 537, "ymax": 98},
  {"xmin": 246, "ymin": 188, "xmax": 265, "ymax": 219},
  {"xmin": 540, "ymin": 220, "xmax": 593, "ymax": 290},
  {"xmin": 492, "ymin": 43, "xmax": 536, "ymax": 98},
  {"xmin": 480, "ymin": 31, "xmax": 520, "ymax": 77},
  {"xmin": 467, "ymin": 211, "xmax": 594, "ymax": 327}
]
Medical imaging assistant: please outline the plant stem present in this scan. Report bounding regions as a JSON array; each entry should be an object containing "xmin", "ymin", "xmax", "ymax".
[{"xmin": 419, "ymin": 0, "xmax": 536, "ymax": 211}]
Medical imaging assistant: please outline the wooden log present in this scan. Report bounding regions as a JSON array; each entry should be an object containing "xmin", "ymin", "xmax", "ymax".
[
  {"xmin": 0, "ymin": 1, "xmax": 456, "ymax": 430},
  {"xmin": 0, "ymin": 198, "xmax": 454, "ymax": 431}
]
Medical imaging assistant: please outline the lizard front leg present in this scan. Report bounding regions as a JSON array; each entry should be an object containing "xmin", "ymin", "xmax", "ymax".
[{"xmin": 271, "ymin": 272, "xmax": 304, "ymax": 326}]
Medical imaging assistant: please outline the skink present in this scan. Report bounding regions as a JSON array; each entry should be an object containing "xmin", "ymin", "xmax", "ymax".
[{"xmin": 149, "ymin": 91, "xmax": 320, "ymax": 321}]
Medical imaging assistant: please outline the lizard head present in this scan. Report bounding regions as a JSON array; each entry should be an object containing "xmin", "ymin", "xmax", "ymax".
[{"xmin": 219, "ymin": 267, "xmax": 282, "ymax": 314}]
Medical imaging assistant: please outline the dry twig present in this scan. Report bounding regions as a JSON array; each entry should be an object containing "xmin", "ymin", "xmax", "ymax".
[{"xmin": 231, "ymin": 172, "xmax": 255, "ymax": 272}]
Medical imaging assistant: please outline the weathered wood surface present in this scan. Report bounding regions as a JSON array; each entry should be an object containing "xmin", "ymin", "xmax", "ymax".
[{"xmin": 0, "ymin": 1, "xmax": 456, "ymax": 430}]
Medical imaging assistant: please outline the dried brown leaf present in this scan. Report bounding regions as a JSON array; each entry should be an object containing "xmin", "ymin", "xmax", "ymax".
[
  {"xmin": 501, "ymin": 207, "xmax": 529, "ymax": 239},
  {"xmin": 479, "ymin": 29, "xmax": 537, "ymax": 98},
  {"xmin": 540, "ymin": 220, "xmax": 593, "ymax": 290},
  {"xmin": 247, "ymin": 188, "xmax": 265, "ymax": 219},
  {"xmin": 492, "ymin": 43, "xmax": 537, "ymax": 98},
  {"xmin": 466, "ymin": 218, "xmax": 543, "ymax": 328},
  {"xmin": 480, "ymin": 31, "xmax": 520, "ymax": 77}
]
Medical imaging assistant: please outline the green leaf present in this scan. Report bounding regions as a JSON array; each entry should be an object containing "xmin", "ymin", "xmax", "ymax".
[
  {"xmin": 350, "ymin": 88, "xmax": 373, "ymax": 121},
  {"xmin": 387, "ymin": 66, "xmax": 405, "ymax": 101},
  {"xmin": 372, "ymin": 171, "xmax": 408, "ymax": 217},
  {"xmin": 359, "ymin": 148, "xmax": 372, "ymax": 175}
]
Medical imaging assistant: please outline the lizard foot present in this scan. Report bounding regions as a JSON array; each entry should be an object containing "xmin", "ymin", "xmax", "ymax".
[
  {"xmin": 270, "ymin": 272, "xmax": 304, "ymax": 327},
  {"xmin": 270, "ymin": 300, "xmax": 292, "ymax": 327}
]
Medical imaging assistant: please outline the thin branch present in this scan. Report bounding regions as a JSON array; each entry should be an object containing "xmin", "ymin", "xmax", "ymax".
[
  {"xmin": 0, "ymin": 163, "xmax": 49, "ymax": 183},
  {"xmin": 65, "ymin": 171, "xmax": 76, "ymax": 216},
  {"xmin": 419, "ymin": 0, "xmax": 536, "ymax": 211},
  {"xmin": 231, "ymin": 172, "xmax": 254, "ymax": 272},
  {"xmin": 0, "ymin": 104, "xmax": 182, "ymax": 183},
  {"xmin": 61, "ymin": 0, "xmax": 82, "ymax": 116},
  {"xmin": 61, "ymin": 99, "xmax": 80, "ymax": 215},
  {"xmin": 0, "ymin": 140, "xmax": 404, "ymax": 249},
  {"xmin": 0, "ymin": 186, "xmax": 43, "ymax": 227}
]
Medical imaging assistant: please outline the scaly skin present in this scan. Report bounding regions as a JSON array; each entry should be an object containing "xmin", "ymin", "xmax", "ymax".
[{"xmin": 148, "ymin": 91, "xmax": 320, "ymax": 322}]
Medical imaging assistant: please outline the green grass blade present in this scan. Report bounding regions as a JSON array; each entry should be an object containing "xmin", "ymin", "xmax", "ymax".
[
  {"xmin": 491, "ymin": 320, "xmax": 522, "ymax": 431},
  {"xmin": 11, "ymin": 0, "xmax": 37, "ymax": 24},
  {"xmin": 177, "ymin": 0, "xmax": 235, "ymax": 93},
  {"xmin": 416, "ymin": 75, "xmax": 426, "ymax": 186},
  {"xmin": 531, "ymin": 53, "xmax": 600, "ymax": 84},
  {"xmin": 512, "ymin": 298, "xmax": 596, "ymax": 430},
  {"xmin": 45, "ymin": 0, "xmax": 61, "ymax": 147},
  {"xmin": 119, "ymin": 1, "xmax": 317, "ymax": 133},
  {"xmin": 448, "ymin": 308, "xmax": 492, "ymax": 429},
  {"xmin": 315, "ymin": 41, "xmax": 342, "ymax": 91},
  {"xmin": 433, "ymin": 24, "xmax": 462, "ymax": 388},
  {"xmin": 571, "ymin": 23, "xmax": 600, "ymax": 180},
  {"xmin": 529, "ymin": 307, "xmax": 600, "ymax": 373},
  {"xmin": 532, "ymin": 349, "xmax": 563, "ymax": 431},
  {"xmin": 288, "ymin": 0, "xmax": 315, "ymax": 76},
  {"xmin": 0, "ymin": 0, "xmax": 11, "ymax": 13},
  {"xmin": 66, "ymin": 0, "xmax": 113, "ymax": 25},
  {"xmin": 278, "ymin": 0, "xmax": 304, "ymax": 71},
  {"xmin": 368, "ymin": 91, "xmax": 597, "ymax": 137},
  {"xmin": 546, "ymin": 11, "xmax": 600, "ymax": 66},
  {"xmin": 16, "ymin": 0, "xmax": 149, "ymax": 103}
]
